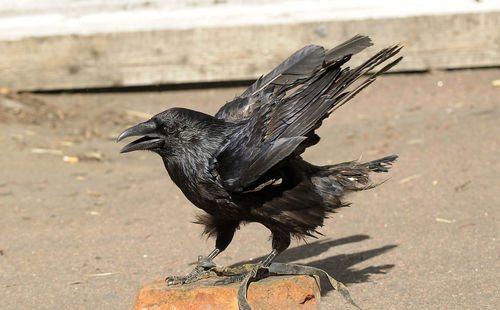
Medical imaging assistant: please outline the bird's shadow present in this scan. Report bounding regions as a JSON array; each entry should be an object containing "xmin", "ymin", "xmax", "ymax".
[{"xmin": 230, "ymin": 234, "xmax": 397, "ymax": 292}]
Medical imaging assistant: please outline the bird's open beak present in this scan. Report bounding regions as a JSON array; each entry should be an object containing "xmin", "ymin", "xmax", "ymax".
[{"xmin": 117, "ymin": 121, "xmax": 162, "ymax": 153}]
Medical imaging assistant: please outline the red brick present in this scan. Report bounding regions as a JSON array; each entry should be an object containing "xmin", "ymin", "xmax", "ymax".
[{"xmin": 131, "ymin": 275, "xmax": 320, "ymax": 310}]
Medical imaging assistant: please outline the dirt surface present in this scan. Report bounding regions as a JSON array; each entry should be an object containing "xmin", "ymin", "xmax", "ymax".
[{"xmin": 1, "ymin": 69, "xmax": 498, "ymax": 309}]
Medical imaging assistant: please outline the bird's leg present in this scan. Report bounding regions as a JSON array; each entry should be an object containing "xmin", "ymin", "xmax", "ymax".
[
  {"xmin": 165, "ymin": 223, "xmax": 238, "ymax": 286},
  {"xmin": 165, "ymin": 248, "xmax": 221, "ymax": 286},
  {"xmin": 197, "ymin": 248, "xmax": 220, "ymax": 268},
  {"xmin": 261, "ymin": 249, "xmax": 278, "ymax": 267}
]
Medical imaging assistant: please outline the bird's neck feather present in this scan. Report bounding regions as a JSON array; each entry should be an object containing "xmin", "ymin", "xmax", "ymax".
[{"xmin": 160, "ymin": 124, "xmax": 229, "ymax": 199}]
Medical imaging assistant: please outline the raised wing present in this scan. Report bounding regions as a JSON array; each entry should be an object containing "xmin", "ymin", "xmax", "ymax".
[
  {"xmin": 214, "ymin": 35, "xmax": 373, "ymax": 121},
  {"xmin": 213, "ymin": 36, "xmax": 402, "ymax": 192}
]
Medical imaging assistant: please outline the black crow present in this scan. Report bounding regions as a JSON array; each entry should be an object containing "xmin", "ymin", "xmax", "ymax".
[{"xmin": 118, "ymin": 35, "xmax": 402, "ymax": 285}]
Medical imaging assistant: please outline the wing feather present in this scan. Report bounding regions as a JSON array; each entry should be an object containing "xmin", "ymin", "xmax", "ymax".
[
  {"xmin": 217, "ymin": 136, "xmax": 307, "ymax": 191},
  {"xmin": 213, "ymin": 36, "xmax": 402, "ymax": 192},
  {"xmin": 215, "ymin": 35, "xmax": 373, "ymax": 121}
]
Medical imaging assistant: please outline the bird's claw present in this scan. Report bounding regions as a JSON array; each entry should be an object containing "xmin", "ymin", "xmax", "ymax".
[
  {"xmin": 165, "ymin": 256, "xmax": 220, "ymax": 286},
  {"xmin": 165, "ymin": 275, "xmax": 185, "ymax": 286},
  {"xmin": 165, "ymin": 265, "xmax": 212, "ymax": 286}
]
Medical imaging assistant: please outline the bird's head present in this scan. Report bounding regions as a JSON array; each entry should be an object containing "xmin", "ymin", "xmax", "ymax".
[{"xmin": 117, "ymin": 107, "xmax": 211, "ymax": 157}]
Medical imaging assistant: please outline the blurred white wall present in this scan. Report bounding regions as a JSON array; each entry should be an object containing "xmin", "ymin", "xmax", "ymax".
[
  {"xmin": 1, "ymin": 0, "xmax": 499, "ymax": 90},
  {"xmin": 1, "ymin": 0, "xmax": 499, "ymax": 40}
]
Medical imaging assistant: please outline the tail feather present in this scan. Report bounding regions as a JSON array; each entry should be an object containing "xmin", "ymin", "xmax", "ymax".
[{"xmin": 312, "ymin": 155, "xmax": 398, "ymax": 208}]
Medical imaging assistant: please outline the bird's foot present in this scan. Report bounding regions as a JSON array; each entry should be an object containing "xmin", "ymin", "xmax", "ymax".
[{"xmin": 165, "ymin": 255, "xmax": 218, "ymax": 286}]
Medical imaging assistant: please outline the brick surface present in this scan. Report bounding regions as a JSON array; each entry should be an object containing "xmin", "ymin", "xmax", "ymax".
[{"xmin": 130, "ymin": 275, "xmax": 320, "ymax": 310}]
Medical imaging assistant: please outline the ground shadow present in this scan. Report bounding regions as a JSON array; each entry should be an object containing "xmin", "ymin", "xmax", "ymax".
[
  {"xmin": 306, "ymin": 245, "xmax": 396, "ymax": 293},
  {"xmin": 230, "ymin": 234, "xmax": 397, "ymax": 289}
]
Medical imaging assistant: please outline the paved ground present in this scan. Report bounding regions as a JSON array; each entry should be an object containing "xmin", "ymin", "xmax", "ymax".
[{"xmin": 1, "ymin": 68, "xmax": 498, "ymax": 309}]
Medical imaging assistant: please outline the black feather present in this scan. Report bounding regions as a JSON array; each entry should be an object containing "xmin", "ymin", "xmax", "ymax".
[
  {"xmin": 215, "ymin": 35, "xmax": 373, "ymax": 121},
  {"xmin": 118, "ymin": 35, "xmax": 402, "ymax": 269}
]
